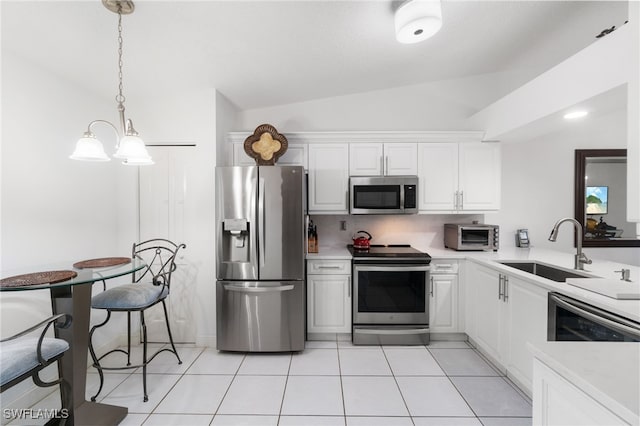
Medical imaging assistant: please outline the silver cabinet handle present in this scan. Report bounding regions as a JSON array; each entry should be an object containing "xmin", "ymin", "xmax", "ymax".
[
  {"xmin": 460, "ymin": 190, "xmax": 464, "ymax": 210},
  {"xmin": 430, "ymin": 277, "xmax": 434, "ymax": 297},
  {"xmin": 317, "ymin": 265, "xmax": 342, "ymax": 269},
  {"xmin": 454, "ymin": 191, "xmax": 458, "ymax": 210},
  {"xmin": 498, "ymin": 275, "xmax": 504, "ymax": 300},
  {"xmin": 503, "ymin": 276, "xmax": 509, "ymax": 302},
  {"xmin": 224, "ymin": 284, "xmax": 294, "ymax": 293},
  {"xmin": 385, "ymin": 156, "xmax": 389, "ymax": 175},
  {"xmin": 348, "ymin": 276, "xmax": 351, "ymax": 298}
]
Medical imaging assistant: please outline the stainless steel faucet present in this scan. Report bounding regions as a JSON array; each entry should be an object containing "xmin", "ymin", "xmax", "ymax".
[{"xmin": 548, "ymin": 217, "xmax": 592, "ymax": 270}]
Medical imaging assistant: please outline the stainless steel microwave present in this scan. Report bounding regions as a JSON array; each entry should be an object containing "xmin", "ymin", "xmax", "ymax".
[
  {"xmin": 444, "ymin": 223, "xmax": 499, "ymax": 251},
  {"xmin": 349, "ymin": 176, "xmax": 418, "ymax": 214}
]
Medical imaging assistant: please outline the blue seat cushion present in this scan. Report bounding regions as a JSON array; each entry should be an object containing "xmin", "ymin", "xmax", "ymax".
[
  {"xmin": 0, "ymin": 337, "xmax": 69, "ymax": 387},
  {"xmin": 91, "ymin": 283, "xmax": 169, "ymax": 310}
]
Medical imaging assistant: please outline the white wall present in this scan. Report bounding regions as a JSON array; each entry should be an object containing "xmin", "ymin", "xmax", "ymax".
[
  {"xmin": 0, "ymin": 51, "xmax": 138, "ymax": 409},
  {"xmin": 311, "ymin": 213, "xmax": 483, "ymax": 255},
  {"xmin": 216, "ymin": 92, "xmax": 240, "ymax": 166},
  {"xmin": 485, "ymin": 108, "xmax": 640, "ymax": 266},
  {"xmin": 133, "ymin": 88, "xmax": 219, "ymax": 347},
  {"xmin": 238, "ymin": 72, "xmax": 521, "ymax": 132}
]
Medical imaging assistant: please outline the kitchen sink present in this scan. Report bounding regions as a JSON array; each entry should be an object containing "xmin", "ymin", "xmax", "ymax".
[{"xmin": 497, "ymin": 261, "xmax": 595, "ymax": 282}]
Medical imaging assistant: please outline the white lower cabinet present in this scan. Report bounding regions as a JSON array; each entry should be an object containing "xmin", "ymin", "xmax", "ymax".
[
  {"xmin": 307, "ymin": 259, "xmax": 351, "ymax": 334},
  {"xmin": 507, "ymin": 276, "xmax": 548, "ymax": 394},
  {"xmin": 533, "ymin": 359, "xmax": 627, "ymax": 425},
  {"xmin": 468, "ymin": 262, "xmax": 509, "ymax": 367},
  {"xmin": 429, "ymin": 260, "xmax": 460, "ymax": 333},
  {"xmin": 466, "ymin": 261, "xmax": 551, "ymax": 396}
]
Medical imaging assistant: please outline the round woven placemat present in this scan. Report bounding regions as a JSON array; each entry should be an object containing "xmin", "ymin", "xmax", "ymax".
[
  {"xmin": 73, "ymin": 257, "xmax": 131, "ymax": 269},
  {"xmin": 0, "ymin": 270, "xmax": 78, "ymax": 288}
]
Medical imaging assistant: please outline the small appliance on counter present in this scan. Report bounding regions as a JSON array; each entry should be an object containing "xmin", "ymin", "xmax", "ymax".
[
  {"xmin": 444, "ymin": 223, "xmax": 499, "ymax": 251},
  {"xmin": 352, "ymin": 230, "xmax": 372, "ymax": 250},
  {"xmin": 516, "ymin": 228, "xmax": 530, "ymax": 248},
  {"xmin": 349, "ymin": 244, "xmax": 432, "ymax": 345}
]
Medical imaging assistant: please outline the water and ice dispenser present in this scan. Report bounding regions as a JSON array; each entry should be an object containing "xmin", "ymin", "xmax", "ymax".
[{"xmin": 222, "ymin": 218, "xmax": 250, "ymax": 262}]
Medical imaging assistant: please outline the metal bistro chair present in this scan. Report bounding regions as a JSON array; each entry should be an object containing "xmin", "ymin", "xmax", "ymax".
[
  {"xmin": 88, "ymin": 239, "xmax": 186, "ymax": 402},
  {"xmin": 0, "ymin": 314, "xmax": 72, "ymax": 424}
]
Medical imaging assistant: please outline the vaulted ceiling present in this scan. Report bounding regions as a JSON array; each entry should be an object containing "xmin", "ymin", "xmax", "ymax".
[{"xmin": 1, "ymin": 1, "xmax": 628, "ymax": 111}]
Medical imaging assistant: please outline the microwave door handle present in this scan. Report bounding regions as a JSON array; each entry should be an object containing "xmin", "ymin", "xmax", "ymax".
[{"xmin": 551, "ymin": 295, "xmax": 640, "ymax": 338}]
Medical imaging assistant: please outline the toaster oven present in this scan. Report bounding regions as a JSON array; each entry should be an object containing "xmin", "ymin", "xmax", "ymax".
[{"xmin": 444, "ymin": 223, "xmax": 499, "ymax": 251}]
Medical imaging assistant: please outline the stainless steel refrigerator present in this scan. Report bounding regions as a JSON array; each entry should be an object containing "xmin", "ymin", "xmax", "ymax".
[{"xmin": 215, "ymin": 166, "xmax": 305, "ymax": 352}]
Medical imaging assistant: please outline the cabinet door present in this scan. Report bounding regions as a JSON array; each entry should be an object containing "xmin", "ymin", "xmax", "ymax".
[
  {"xmin": 277, "ymin": 144, "xmax": 308, "ymax": 170},
  {"xmin": 417, "ymin": 143, "xmax": 458, "ymax": 211},
  {"xmin": 429, "ymin": 274, "xmax": 459, "ymax": 333},
  {"xmin": 458, "ymin": 143, "xmax": 501, "ymax": 211},
  {"xmin": 384, "ymin": 143, "xmax": 417, "ymax": 175},
  {"xmin": 507, "ymin": 276, "xmax": 548, "ymax": 395},
  {"xmin": 533, "ymin": 359, "xmax": 627, "ymax": 426},
  {"xmin": 471, "ymin": 263, "xmax": 506, "ymax": 365},
  {"xmin": 308, "ymin": 144, "xmax": 349, "ymax": 213},
  {"xmin": 307, "ymin": 274, "xmax": 351, "ymax": 333},
  {"xmin": 233, "ymin": 143, "xmax": 257, "ymax": 166},
  {"xmin": 349, "ymin": 143, "xmax": 383, "ymax": 176},
  {"xmin": 139, "ymin": 146, "xmax": 197, "ymax": 343}
]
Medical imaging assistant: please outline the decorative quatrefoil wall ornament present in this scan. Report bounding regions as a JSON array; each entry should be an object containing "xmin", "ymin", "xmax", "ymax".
[{"xmin": 243, "ymin": 124, "xmax": 288, "ymax": 165}]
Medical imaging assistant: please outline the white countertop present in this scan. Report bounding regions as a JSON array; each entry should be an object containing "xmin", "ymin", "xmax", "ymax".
[
  {"xmin": 306, "ymin": 245, "xmax": 352, "ymax": 259},
  {"xmin": 530, "ymin": 341, "xmax": 640, "ymax": 425},
  {"xmin": 306, "ymin": 244, "xmax": 640, "ymax": 321}
]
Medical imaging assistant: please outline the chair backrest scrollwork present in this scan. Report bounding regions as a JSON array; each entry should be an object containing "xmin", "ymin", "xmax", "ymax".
[{"xmin": 132, "ymin": 239, "xmax": 186, "ymax": 290}]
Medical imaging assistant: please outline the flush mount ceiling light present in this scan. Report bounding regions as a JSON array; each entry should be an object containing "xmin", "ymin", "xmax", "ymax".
[
  {"xmin": 564, "ymin": 110, "xmax": 589, "ymax": 120},
  {"xmin": 70, "ymin": 0, "xmax": 153, "ymax": 165},
  {"xmin": 395, "ymin": 0, "xmax": 443, "ymax": 44}
]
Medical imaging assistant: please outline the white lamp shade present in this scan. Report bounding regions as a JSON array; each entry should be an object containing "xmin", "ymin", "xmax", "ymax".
[
  {"xmin": 113, "ymin": 134, "xmax": 153, "ymax": 163},
  {"xmin": 69, "ymin": 136, "xmax": 110, "ymax": 161},
  {"xmin": 395, "ymin": 0, "xmax": 442, "ymax": 44}
]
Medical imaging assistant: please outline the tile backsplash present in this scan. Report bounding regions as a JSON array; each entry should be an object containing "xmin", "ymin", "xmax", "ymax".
[{"xmin": 310, "ymin": 214, "xmax": 485, "ymax": 252}]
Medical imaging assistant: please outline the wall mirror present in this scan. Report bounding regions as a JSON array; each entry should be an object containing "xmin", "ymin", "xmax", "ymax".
[{"xmin": 574, "ymin": 149, "xmax": 639, "ymax": 247}]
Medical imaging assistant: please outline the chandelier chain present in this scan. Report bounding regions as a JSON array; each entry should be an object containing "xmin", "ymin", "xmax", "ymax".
[{"xmin": 116, "ymin": 9, "xmax": 125, "ymax": 107}]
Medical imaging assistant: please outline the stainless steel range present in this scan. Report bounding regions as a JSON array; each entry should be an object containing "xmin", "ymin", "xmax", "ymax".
[{"xmin": 350, "ymin": 245, "xmax": 431, "ymax": 345}]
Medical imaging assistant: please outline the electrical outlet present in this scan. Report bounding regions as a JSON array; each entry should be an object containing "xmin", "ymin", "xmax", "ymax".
[{"xmin": 340, "ymin": 220, "xmax": 347, "ymax": 231}]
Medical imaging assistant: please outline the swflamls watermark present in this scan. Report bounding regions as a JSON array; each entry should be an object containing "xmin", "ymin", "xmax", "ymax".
[{"xmin": 2, "ymin": 408, "xmax": 70, "ymax": 420}]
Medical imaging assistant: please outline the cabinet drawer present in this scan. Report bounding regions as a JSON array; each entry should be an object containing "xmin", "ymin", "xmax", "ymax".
[
  {"xmin": 307, "ymin": 259, "xmax": 351, "ymax": 275},
  {"xmin": 431, "ymin": 260, "xmax": 459, "ymax": 274}
]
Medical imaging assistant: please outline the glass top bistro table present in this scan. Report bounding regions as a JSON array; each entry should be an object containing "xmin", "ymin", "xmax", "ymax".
[{"xmin": 0, "ymin": 257, "xmax": 146, "ymax": 426}]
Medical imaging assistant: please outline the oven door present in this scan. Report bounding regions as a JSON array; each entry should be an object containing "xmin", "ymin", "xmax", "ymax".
[
  {"xmin": 353, "ymin": 264, "xmax": 429, "ymax": 324},
  {"xmin": 459, "ymin": 227, "xmax": 492, "ymax": 250},
  {"xmin": 548, "ymin": 293, "xmax": 640, "ymax": 342}
]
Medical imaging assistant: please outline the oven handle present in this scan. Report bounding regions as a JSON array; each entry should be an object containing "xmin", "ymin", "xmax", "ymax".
[
  {"xmin": 353, "ymin": 327, "xmax": 430, "ymax": 335},
  {"xmin": 353, "ymin": 265, "xmax": 431, "ymax": 272},
  {"xmin": 550, "ymin": 293, "xmax": 640, "ymax": 338}
]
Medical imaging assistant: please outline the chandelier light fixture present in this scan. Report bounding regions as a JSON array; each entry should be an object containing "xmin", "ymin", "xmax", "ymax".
[
  {"xmin": 70, "ymin": 0, "xmax": 153, "ymax": 165},
  {"xmin": 395, "ymin": 0, "xmax": 443, "ymax": 44}
]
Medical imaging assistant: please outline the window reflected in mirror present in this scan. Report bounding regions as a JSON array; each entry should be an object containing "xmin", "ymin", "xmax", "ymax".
[{"xmin": 575, "ymin": 149, "xmax": 640, "ymax": 247}]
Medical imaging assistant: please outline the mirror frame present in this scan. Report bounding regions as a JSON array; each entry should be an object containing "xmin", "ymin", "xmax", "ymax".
[{"xmin": 574, "ymin": 148, "xmax": 639, "ymax": 247}]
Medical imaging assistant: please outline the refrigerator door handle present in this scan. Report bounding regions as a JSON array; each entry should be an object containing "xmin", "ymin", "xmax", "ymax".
[
  {"xmin": 258, "ymin": 177, "xmax": 266, "ymax": 268},
  {"xmin": 223, "ymin": 284, "xmax": 295, "ymax": 293}
]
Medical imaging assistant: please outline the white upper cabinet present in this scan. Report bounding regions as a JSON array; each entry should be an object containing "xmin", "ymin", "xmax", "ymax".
[
  {"xmin": 418, "ymin": 143, "xmax": 459, "ymax": 211},
  {"xmin": 308, "ymin": 143, "xmax": 349, "ymax": 213},
  {"xmin": 349, "ymin": 143, "xmax": 417, "ymax": 176},
  {"xmin": 458, "ymin": 143, "xmax": 501, "ymax": 211},
  {"xmin": 418, "ymin": 142, "xmax": 501, "ymax": 213}
]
